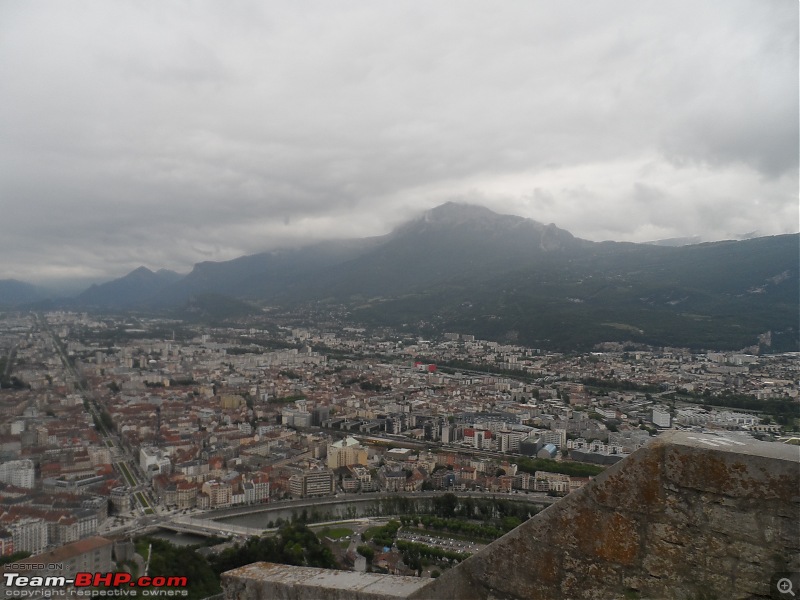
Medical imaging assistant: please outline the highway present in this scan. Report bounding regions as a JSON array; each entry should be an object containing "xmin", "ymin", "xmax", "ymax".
[
  {"xmin": 2, "ymin": 345, "xmax": 16, "ymax": 379},
  {"xmin": 36, "ymin": 313, "xmax": 155, "ymax": 514}
]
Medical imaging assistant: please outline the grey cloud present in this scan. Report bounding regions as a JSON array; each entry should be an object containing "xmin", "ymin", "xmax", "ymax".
[{"xmin": 0, "ymin": 0, "xmax": 796, "ymax": 281}]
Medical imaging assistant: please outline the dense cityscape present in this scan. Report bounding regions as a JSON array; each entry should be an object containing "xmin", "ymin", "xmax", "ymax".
[{"xmin": 0, "ymin": 308, "xmax": 796, "ymax": 593}]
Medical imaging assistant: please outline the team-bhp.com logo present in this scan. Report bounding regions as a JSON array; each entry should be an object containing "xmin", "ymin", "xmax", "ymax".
[{"xmin": 3, "ymin": 572, "xmax": 188, "ymax": 597}]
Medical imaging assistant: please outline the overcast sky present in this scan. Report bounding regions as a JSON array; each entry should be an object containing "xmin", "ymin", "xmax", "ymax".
[{"xmin": 1, "ymin": 0, "xmax": 797, "ymax": 283}]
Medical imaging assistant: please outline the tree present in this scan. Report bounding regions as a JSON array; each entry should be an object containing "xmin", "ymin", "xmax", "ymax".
[
  {"xmin": 501, "ymin": 516, "xmax": 522, "ymax": 532},
  {"xmin": 357, "ymin": 545, "xmax": 374, "ymax": 563},
  {"xmin": 433, "ymin": 493, "xmax": 458, "ymax": 518}
]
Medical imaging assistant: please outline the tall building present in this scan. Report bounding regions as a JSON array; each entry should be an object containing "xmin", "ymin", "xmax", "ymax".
[
  {"xmin": 496, "ymin": 430, "xmax": 527, "ymax": 452},
  {"xmin": 8, "ymin": 518, "xmax": 47, "ymax": 554},
  {"xmin": 201, "ymin": 480, "xmax": 232, "ymax": 508},
  {"xmin": 110, "ymin": 487, "xmax": 131, "ymax": 513},
  {"xmin": 0, "ymin": 459, "xmax": 35, "ymax": 489},
  {"xmin": 304, "ymin": 470, "xmax": 334, "ymax": 497},
  {"xmin": 0, "ymin": 530, "xmax": 13, "ymax": 556},
  {"xmin": 176, "ymin": 482, "xmax": 199, "ymax": 509},
  {"xmin": 311, "ymin": 406, "xmax": 330, "ymax": 426},
  {"xmin": 652, "ymin": 407, "xmax": 671, "ymax": 428},
  {"xmin": 327, "ymin": 436, "xmax": 368, "ymax": 469},
  {"xmin": 541, "ymin": 428, "xmax": 567, "ymax": 448},
  {"xmin": 243, "ymin": 478, "xmax": 270, "ymax": 504},
  {"xmin": 282, "ymin": 408, "xmax": 312, "ymax": 427},
  {"xmin": 289, "ymin": 469, "xmax": 334, "ymax": 498}
]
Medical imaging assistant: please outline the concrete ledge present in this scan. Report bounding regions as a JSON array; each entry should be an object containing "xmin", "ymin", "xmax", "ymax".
[{"xmin": 222, "ymin": 562, "xmax": 429, "ymax": 600}]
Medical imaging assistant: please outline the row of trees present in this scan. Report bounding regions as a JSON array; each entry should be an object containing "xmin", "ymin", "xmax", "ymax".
[
  {"xmin": 137, "ymin": 538, "xmax": 221, "ymax": 600},
  {"xmin": 580, "ymin": 376, "xmax": 662, "ymax": 393},
  {"xmin": 136, "ymin": 524, "xmax": 336, "ymax": 600},
  {"xmin": 396, "ymin": 539, "xmax": 470, "ymax": 569},
  {"xmin": 259, "ymin": 494, "xmax": 542, "ymax": 529},
  {"xmin": 428, "ymin": 493, "xmax": 539, "ymax": 522},
  {"xmin": 399, "ymin": 514, "xmax": 513, "ymax": 540},
  {"xmin": 0, "ymin": 356, "xmax": 27, "ymax": 389},
  {"xmin": 516, "ymin": 456, "xmax": 604, "ymax": 478},
  {"xmin": 210, "ymin": 523, "xmax": 336, "ymax": 573}
]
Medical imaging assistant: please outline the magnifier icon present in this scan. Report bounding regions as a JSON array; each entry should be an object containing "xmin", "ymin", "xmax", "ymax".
[{"xmin": 778, "ymin": 578, "xmax": 795, "ymax": 597}]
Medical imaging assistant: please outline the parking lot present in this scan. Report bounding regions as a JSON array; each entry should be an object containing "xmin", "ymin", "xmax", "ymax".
[{"xmin": 396, "ymin": 531, "xmax": 486, "ymax": 553}]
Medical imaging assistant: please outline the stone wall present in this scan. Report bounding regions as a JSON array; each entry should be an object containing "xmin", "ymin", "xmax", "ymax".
[{"xmin": 222, "ymin": 432, "xmax": 800, "ymax": 600}]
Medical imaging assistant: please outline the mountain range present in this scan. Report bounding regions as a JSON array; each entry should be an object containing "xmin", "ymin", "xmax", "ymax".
[{"xmin": 2, "ymin": 203, "xmax": 798, "ymax": 351}]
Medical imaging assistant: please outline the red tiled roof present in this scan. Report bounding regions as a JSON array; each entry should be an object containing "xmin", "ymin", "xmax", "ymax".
[{"xmin": 16, "ymin": 536, "xmax": 112, "ymax": 564}]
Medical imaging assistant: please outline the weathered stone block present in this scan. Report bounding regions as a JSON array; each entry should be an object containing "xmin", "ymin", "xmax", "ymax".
[
  {"xmin": 642, "ymin": 537, "xmax": 687, "ymax": 578},
  {"xmin": 576, "ymin": 509, "xmax": 642, "ymax": 565},
  {"xmin": 587, "ymin": 445, "xmax": 665, "ymax": 514},
  {"xmin": 649, "ymin": 521, "xmax": 688, "ymax": 546},
  {"xmin": 663, "ymin": 441, "xmax": 799, "ymax": 502},
  {"xmin": 703, "ymin": 504, "xmax": 762, "ymax": 544}
]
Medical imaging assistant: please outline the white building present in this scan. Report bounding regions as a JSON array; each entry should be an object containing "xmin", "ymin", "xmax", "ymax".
[
  {"xmin": 139, "ymin": 447, "xmax": 171, "ymax": 479},
  {"xmin": 652, "ymin": 408, "xmax": 671, "ymax": 429},
  {"xmin": 243, "ymin": 479, "xmax": 270, "ymax": 504},
  {"xmin": 0, "ymin": 459, "xmax": 35, "ymax": 489},
  {"xmin": 496, "ymin": 430, "xmax": 527, "ymax": 453},
  {"xmin": 541, "ymin": 428, "xmax": 567, "ymax": 448},
  {"xmin": 9, "ymin": 518, "xmax": 48, "ymax": 554}
]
